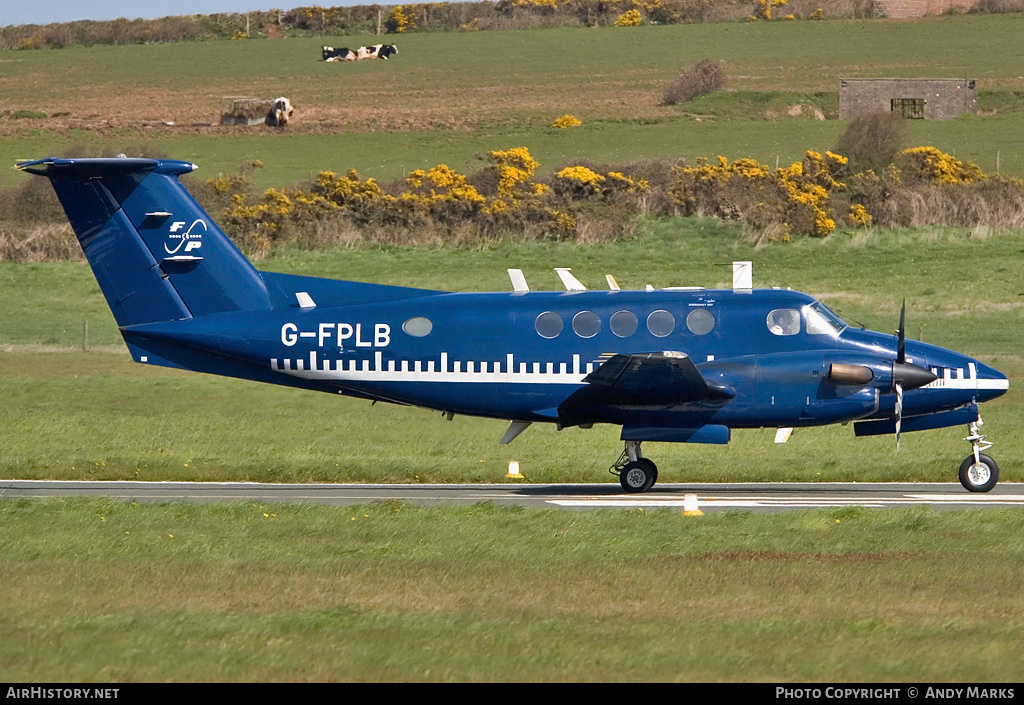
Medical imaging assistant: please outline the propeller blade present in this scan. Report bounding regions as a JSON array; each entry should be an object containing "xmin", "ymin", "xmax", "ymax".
[
  {"xmin": 895, "ymin": 382, "xmax": 903, "ymax": 452},
  {"xmin": 896, "ymin": 299, "xmax": 906, "ymax": 364}
]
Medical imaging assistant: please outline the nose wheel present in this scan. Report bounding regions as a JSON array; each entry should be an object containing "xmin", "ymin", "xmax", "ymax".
[
  {"xmin": 612, "ymin": 441, "xmax": 659, "ymax": 493},
  {"xmin": 960, "ymin": 417, "xmax": 998, "ymax": 492}
]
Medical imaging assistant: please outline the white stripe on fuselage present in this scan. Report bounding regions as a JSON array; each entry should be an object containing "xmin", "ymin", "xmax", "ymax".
[
  {"xmin": 269, "ymin": 354, "xmax": 1010, "ymax": 390},
  {"xmin": 923, "ymin": 364, "xmax": 1008, "ymax": 391},
  {"xmin": 272, "ymin": 351, "xmax": 590, "ymax": 384}
]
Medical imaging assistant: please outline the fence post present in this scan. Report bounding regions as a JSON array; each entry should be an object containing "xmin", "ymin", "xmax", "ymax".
[{"xmin": 82, "ymin": 320, "xmax": 89, "ymax": 352}]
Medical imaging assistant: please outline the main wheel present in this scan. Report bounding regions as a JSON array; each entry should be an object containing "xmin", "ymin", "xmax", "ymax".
[
  {"xmin": 620, "ymin": 459, "xmax": 658, "ymax": 493},
  {"xmin": 959, "ymin": 453, "xmax": 999, "ymax": 493}
]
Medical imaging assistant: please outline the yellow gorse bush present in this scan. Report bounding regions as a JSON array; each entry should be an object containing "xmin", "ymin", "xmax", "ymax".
[
  {"xmin": 666, "ymin": 146, "xmax": 1000, "ymax": 236},
  {"xmin": 220, "ymin": 147, "xmax": 604, "ymax": 247},
  {"xmin": 901, "ymin": 146, "xmax": 984, "ymax": 185},
  {"xmin": 748, "ymin": 0, "xmax": 787, "ymax": 21},
  {"xmin": 488, "ymin": 147, "xmax": 540, "ymax": 199},
  {"xmin": 385, "ymin": 5, "xmax": 417, "ymax": 33},
  {"xmin": 670, "ymin": 151, "xmax": 845, "ymax": 236},
  {"xmin": 552, "ymin": 114, "xmax": 582, "ymax": 129},
  {"xmin": 211, "ymin": 142, "xmax": 1016, "ymax": 254},
  {"xmin": 554, "ymin": 166, "xmax": 606, "ymax": 198},
  {"xmin": 614, "ymin": 9, "xmax": 642, "ymax": 25},
  {"xmin": 848, "ymin": 204, "xmax": 872, "ymax": 227},
  {"xmin": 556, "ymin": 166, "xmax": 605, "ymax": 185}
]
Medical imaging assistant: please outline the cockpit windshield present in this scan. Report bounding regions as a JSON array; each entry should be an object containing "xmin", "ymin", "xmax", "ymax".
[{"xmin": 803, "ymin": 301, "xmax": 848, "ymax": 336}]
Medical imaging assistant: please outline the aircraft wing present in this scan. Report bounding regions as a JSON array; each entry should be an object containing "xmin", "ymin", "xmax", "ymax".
[{"xmin": 558, "ymin": 352, "xmax": 734, "ymax": 425}]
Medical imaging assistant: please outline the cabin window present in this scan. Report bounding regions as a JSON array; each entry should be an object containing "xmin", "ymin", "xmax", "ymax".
[
  {"xmin": 572, "ymin": 311, "xmax": 601, "ymax": 338},
  {"xmin": 402, "ymin": 317, "xmax": 433, "ymax": 337},
  {"xmin": 647, "ymin": 310, "xmax": 675, "ymax": 337},
  {"xmin": 767, "ymin": 308, "xmax": 801, "ymax": 336},
  {"xmin": 686, "ymin": 308, "xmax": 715, "ymax": 336},
  {"xmin": 535, "ymin": 311, "xmax": 564, "ymax": 339},
  {"xmin": 610, "ymin": 310, "xmax": 638, "ymax": 338}
]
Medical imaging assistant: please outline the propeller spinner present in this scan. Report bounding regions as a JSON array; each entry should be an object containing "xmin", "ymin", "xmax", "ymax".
[{"xmin": 828, "ymin": 300, "xmax": 937, "ymax": 450}]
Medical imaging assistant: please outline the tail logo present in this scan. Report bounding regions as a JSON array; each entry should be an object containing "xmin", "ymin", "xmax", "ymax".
[{"xmin": 165, "ymin": 219, "xmax": 207, "ymax": 255}]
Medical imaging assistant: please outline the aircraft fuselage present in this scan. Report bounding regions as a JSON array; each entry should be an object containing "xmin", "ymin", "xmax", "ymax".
[{"xmin": 121, "ymin": 283, "xmax": 1007, "ymax": 434}]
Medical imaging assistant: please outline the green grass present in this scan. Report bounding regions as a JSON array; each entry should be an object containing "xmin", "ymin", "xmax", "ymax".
[
  {"xmin": 2, "ymin": 497, "xmax": 1023, "ymax": 681},
  {"xmin": 5, "ymin": 218, "xmax": 1022, "ymax": 354},
  {"xmin": 2, "ymin": 223, "xmax": 1022, "ymax": 485},
  {"xmin": 3, "ymin": 16, "xmax": 1024, "ymax": 188}
]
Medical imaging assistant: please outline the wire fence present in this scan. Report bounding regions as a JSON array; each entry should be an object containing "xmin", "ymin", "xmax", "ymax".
[{"xmin": 0, "ymin": 317, "xmax": 123, "ymax": 351}]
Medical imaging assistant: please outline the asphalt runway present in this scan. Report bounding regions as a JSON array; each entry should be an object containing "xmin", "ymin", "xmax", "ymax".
[{"xmin": 3, "ymin": 480, "xmax": 1024, "ymax": 513}]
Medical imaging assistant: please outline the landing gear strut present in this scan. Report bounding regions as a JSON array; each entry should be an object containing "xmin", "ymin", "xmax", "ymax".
[
  {"xmin": 960, "ymin": 416, "xmax": 998, "ymax": 493},
  {"xmin": 612, "ymin": 440, "xmax": 658, "ymax": 493}
]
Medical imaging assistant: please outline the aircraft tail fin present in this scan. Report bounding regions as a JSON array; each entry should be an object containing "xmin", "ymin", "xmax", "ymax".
[{"xmin": 17, "ymin": 157, "xmax": 272, "ymax": 327}]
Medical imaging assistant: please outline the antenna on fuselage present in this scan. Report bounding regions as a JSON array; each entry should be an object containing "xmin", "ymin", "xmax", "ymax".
[
  {"xmin": 555, "ymin": 268, "xmax": 587, "ymax": 292},
  {"xmin": 606, "ymin": 275, "xmax": 620, "ymax": 291},
  {"xmin": 732, "ymin": 261, "xmax": 752, "ymax": 290},
  {"xmin": 507, "ymin": 269, "xmax": 530, "ymax": 292}
]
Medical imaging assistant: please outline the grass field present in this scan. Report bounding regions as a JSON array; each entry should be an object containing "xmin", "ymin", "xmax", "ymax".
[
  {"xmin": 3, "ymin": 16, "xmax": 1024, "ymax": 188},
  {"xmin": 2, "ymin": 498, "xmax": 1024, "ymax": 681}
]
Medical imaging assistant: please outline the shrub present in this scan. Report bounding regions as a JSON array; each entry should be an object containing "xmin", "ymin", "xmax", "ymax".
[
  {"xmin": 0, "ymin": 224, "xmax": 83, "ymax": 263},
  {"xmin": 614, "ymin": 9, "xmax": 643, "ymax": 26},
  {"xmin": 833, "ymin": 111, "xmax": 908, "ymax": 176},
  {"xmin": 552, "ymin": 114, "xmax": 581, "ymax": 128},
  {"xmin": 8, "ymin": 142, "xmax": 1024, "ymax": 259},
  {"xmin": 664, "ymin": 59, "xmax": 727, "ymax": 106},
  {"xmin": 969, "ymin": 0, "xmax": 1024, "ymax": 12},
  {"xmin": 668, "ymin": 151, "xmax": 847, "ymax": 236},
  {"xmin": 750, "ymin": 0, "xmax": 790, "ymax": 21},
  {"xmin": 552, "ymin": 166, "xmax": 606, "ymax": 198},
  {"xmin": 386, "ymin": 6, "xmax": 418, "ymax": 33},
  {"xmin": 898, "ymin": 146, "xmax": 985, "ymax": 185}
]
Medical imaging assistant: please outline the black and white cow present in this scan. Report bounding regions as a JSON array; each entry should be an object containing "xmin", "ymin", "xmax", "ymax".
[
  {"xmin": 322, "ymin": 45, "xmax": 356, "ymax": 62},
  {"xmin": 265, "ymin": 97, "xmax": 293, "ymax": 127},
  {"xmin": 356, "ymin": 44, "xmax": 398, "ymax": 60}
]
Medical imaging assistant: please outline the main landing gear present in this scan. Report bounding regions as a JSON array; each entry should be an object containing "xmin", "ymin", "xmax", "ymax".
[
  {"xmin": 610, "ymin": 418, "xmax": 1000, "ymax": 494},
  {"xmin": 612, "ymin": 440, "xmax": 658, "ymax": 493},
  {"xmin": 960, "ymin": 416, "xmax": 999, "ymax": 493}
]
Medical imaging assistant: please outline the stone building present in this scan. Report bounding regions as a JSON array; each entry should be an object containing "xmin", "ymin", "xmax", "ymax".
[{"xmin": 839, "ymin": 79, "xmax": 978, "ymax": 121}]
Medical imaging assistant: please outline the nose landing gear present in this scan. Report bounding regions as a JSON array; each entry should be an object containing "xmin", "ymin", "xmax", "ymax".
[
  {"xmin": 960, "ymin": 416, "xmax": 998, "ymax": 492},
  {"xmin": 612, "ymin": 440, "xmax": 659, "ymax": 493}
]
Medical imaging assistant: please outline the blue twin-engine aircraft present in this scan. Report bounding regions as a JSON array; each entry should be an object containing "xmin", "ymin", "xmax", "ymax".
[{"xmin": 19, "ymin": 156, "xmax": 1010, "ymax": 493}]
